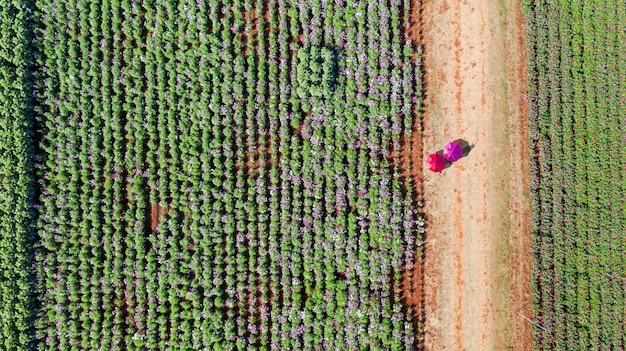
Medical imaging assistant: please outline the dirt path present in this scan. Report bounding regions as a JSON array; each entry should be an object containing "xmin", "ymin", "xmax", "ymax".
[{"xmin": 420, "ymin": 0, "xmax": 532, "ymax": 350}]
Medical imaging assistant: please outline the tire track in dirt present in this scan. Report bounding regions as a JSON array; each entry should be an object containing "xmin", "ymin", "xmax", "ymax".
[{"xmin": 421, "ymin": 0, "xmax": 531, "ymax": 350}]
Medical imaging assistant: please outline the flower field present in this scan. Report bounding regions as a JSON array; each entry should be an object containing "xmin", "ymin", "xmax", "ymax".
[
  {"xmin": 3, "ymin": 0, "xmax": 625, "ymax": 349},
  {"xmin": 525, "ymin": 0, "xmax": 625, "ymax": 349},
  {"xmin": 3, "ymin": 0, "xmax": 424, "ymax": 349}
]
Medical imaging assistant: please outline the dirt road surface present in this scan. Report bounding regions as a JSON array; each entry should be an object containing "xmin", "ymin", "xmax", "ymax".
[{"xmin": 420, "ymin": 0, "xmax": 532, "ymax": 350}]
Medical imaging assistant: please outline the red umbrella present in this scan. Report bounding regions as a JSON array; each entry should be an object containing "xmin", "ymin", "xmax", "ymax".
[
  {"xmin": 426, "ymin": 153, "xmax": 447, "ymax": 172},
  {"xmin": 443, "ymin": 141, "xmax": 463, "ymax": 162}
]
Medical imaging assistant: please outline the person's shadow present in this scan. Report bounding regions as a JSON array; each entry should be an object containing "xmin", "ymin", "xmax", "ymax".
[
  {"xmin": 452, "ymin": 138, "xmax": 475, "ymax": 159},
  {"xmin": 434, "ymin": 149, "xmax": 453, "ymax": 170},
  {"xmin": 438, "ymin": 139, "xmax": 475, "ymax": 169},
  {"xmin": 432, "ymin": 139, "xmax": 475, "ymax": 172}
]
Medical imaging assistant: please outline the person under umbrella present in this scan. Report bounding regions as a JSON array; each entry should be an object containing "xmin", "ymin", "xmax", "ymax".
[
  {"xmin": 426, "ymin": 153, "xmax": 447, "ymax": 173},
  {"xmin": 443, "ymin": 141, "xmax": 464, "ymax": 162}
]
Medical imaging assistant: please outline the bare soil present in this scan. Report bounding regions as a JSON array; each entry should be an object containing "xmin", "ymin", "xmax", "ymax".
[
  {"xmin": 397, "ymin": 2, "xmax": 428, "ymax": 349},
  {"xmin": 420, "ymin": 0, "xmax": 532, "ymax": 349},
  {"xmin": 149, "ymin": 202, "xmax": 170, "ymax": 233}
]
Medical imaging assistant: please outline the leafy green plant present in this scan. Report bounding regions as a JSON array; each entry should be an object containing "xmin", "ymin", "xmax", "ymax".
[
  {"xmin": 295, "ymin": 46, "xmax": 338, "ymax": 100},
  {"xmin": 526, "ymin": 0, "xmax": 625, "ymax": 349}
]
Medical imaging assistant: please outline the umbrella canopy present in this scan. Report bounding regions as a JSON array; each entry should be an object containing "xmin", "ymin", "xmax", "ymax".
[
  {"xmin": 443, "ymin": 141, "xmax": 463, "ymax": 162},
  {"xmin": 427, "ymin": 153, "xmax": 447, "ymax": 172}
]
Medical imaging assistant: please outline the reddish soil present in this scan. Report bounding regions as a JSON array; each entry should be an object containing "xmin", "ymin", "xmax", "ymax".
[
  {"xmin": 149, "ymin": 202, "xmax": 170, "ymax": 233},
  {"xmin": 418, "ymin": 0, "xmax": 532, "ymax": 349},
  {"xmin": 396, "ymin": 1, "xmax": 427, "ymax": 348}
]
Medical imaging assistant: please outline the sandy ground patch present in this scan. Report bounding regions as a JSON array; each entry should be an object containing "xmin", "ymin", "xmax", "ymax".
[{"xmin": 420, "ymin": 0, "xmax": 532, "ymax": 349}]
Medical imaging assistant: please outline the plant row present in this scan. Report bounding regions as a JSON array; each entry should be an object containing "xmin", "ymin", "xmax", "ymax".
[
  {"xmin": 32, "ymin": 0, "xmax": 423, "ymax": 350},
  {"xmin": 0, "ymin": 1, "xmax": 38, "ymax": 350},
  {"xmin": 525, "ymin": 0, "xmax": 625, "ymax": 349}
]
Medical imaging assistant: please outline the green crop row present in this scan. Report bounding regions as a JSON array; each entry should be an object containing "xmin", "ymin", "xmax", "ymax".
[
  {"xmin": 0, "ymin": 1, "xmax": 37, "ymax": 350},
  {"xmin": 29, "ymin": 0, "xmax": 424, "ymax": 350},
  {"xmin": 525, "ymin": 0, "xmax": 625, "ymax": 349}
]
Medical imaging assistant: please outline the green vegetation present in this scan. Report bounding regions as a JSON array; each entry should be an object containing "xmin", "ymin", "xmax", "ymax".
[
  {"xmin": 0, "ymin": 1, "xmax": 37, "ymax": 350},
  {"xmin": 0, "ymin": 0, "xmax": 426, "ymax": 349},
  {"xmin": 295, "ymin": 46, "xmax": 338, "ymax": 101},
  {"xmin": 525, "ymin": 0, "xmax": 625, "ymax": 349}
]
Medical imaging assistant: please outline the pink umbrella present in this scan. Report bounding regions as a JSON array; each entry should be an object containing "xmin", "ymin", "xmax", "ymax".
[
  {"xmin": 443, "ymin": 141, "xmax": 463, "ymax": 162},
  {"xmin": 426, "ymin": 153, "xmax": 447, "ymax": 173}
]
